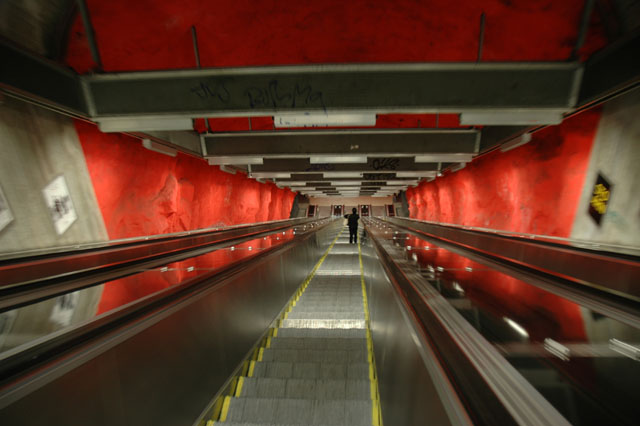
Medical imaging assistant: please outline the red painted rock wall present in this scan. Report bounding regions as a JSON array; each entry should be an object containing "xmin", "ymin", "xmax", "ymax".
[
  {"xmin": 406, "ymin": 109, "xmax": 602, "ymax": 237},
  {"xmin": 65, "ymin": 0, "xmax": 606, "ymax": 73},
  {"xmin": 75, "ymin": 121, "xmax": 295, "ymax": 313},
  {"xmin": 75, "ymin": 121, "xmax": 295, "ymax": 239}
]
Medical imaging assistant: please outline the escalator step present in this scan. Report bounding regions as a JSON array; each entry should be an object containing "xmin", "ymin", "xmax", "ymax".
[
  {"xmin": 286, "ymin": 311, "xmax": 365, "ymax": 320},
  {"xmin": 269, "ymin": 337, "xmax": 367, "ymax": 351},
  {"xmin": 260, "ymin": 348, "xmax": 368, "ymax": 363},
  {"xmin": 275, "ymin": 328, "xmax": 366, "ymax": 339},
  {"xmin": 225, "ymin": 397, "xmax": 372, "ymax": 425},
  {"xmin": 239, "ymin": 377, "xmax": 370, "ymax": 400},
  {"xmin": 281, "ymin": 319, "xmax": 366, "ymax": 329},
  {"xmin": 251, "ymin": 361, "xmax": 370, "ymax": 380}
]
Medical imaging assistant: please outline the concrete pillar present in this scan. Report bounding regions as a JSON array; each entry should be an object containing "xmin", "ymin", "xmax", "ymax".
[
  {"xmin": 0, "ymin": 96, "xmax": 108, "ymax": 351},
  {"xmin": 570, "ymin": 88, "xmax": 640, "ymax": 246}
]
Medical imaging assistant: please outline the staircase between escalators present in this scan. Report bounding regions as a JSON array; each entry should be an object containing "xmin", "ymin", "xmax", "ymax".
[{"xmin": 205, "ymin": 225, "xmax": 382, "ymax": 426}]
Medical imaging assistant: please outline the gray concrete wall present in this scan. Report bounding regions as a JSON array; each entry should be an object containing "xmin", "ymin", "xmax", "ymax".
[
  {"xmin": 570, "ymin": 88, "xmax": 640, "ymax": 247},
  {"xmin": 0, "ymin": 96, "xmax": 108, "ymax": 253},
  {"xmin": 0, "ymin": 96, "xmax": 108, "ymax": 352}
]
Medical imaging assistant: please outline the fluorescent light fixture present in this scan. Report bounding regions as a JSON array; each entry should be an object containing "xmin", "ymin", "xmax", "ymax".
[
  {"xmin": 249, "ymin": 172, "xmax": 291, "ymax": 178},
  {"xmin": 330, "ymin": 181, "xmax": 364, "ymax": 186},
  {"xmin": 386, "ymin": 180, "xmax": 418, "ymax": 185},
  {"xmin": 142, "ymin": 139, "xmax": 177, "ymax": 157},
  {"xmin": 609, "ymin": 338, "xmax": 640, "ymax": 361},
  {"xmin": 501, "ymin": 133, "xmax": 532, "ymax": 152},
  {"xmin": 310, "ymin": 155, "xmax": 368, "ymax": 164},
  {"xmin": 322, "ymin": 172, "xmax": 364, "ymax": 178},
  {"xmin": 98, "ymin": 117, "xmax": 194, "ymax": 132},
  {"xmin": 274, "ymin": 112, "xmax": 376, "ymax": 128},
  {"xmin": 503, "ymin": 317, "xmax": 529, "ymax": 338},
  {"xmin": 395, "ymin": 171, "xmax": 437, "ymax": 178},
  {"xmin": 460, "ymin": 110, "xmax": 564, "ymax": 125},
  {"xmin": 415, "ymin": 154, "xmax": 474, "ymax": 163},
  {"xmin": 277, "ymin": 181, "xmax": 307, "ymax": 186},
  {"xmin": 450, "ymin": 162, "xmax": 466, "ymax": 172},
  {"xmin": 219, "ymin": 165, "xmax": 236, "ymax": 175},
  {"xmin": 543, "ymin": 338, "xmax": 570, "ymax": 361},
  {"xmin": 207, "ymin": 156, "xmax": 264, "ymax": 165}
]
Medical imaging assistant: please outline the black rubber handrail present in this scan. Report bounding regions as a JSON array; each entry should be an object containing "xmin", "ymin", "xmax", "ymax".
[{"xmin": 0, "ymin": 217, "xmax": 328, "ymax": 313}]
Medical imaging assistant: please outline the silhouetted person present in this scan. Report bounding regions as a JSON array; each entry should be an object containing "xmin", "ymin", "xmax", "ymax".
[{"xmin": 344, "ymin": 208, "xmax": 360, "ymax": 244}]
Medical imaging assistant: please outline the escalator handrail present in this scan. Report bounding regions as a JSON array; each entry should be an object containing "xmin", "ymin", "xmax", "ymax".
[
  {"xmin": 364, "ymin": 219, "xmax": 571, "ymax": 426},
  {"xmin": 382, "ymin": 216, "xmax": 640, "ymax": 302},
  {"xmin": 0, "ymin": 217, "xmax": 329, "ymax": 313},
  {"xmin": 0, "ymin": 218, "xmax": 336, "ymax": 402},
  {"xmin": 389, "ymin": 216, "xmax": 640, "ymax": 257}
]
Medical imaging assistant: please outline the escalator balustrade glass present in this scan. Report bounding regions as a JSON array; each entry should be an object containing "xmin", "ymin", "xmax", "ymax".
[
  {"xmin": 372, "ymin": 223, "xmax": 640, "ymax": 426},
  {"xmin": 0, "ymin": 229, "xmax": 300, "ymax": 356}
]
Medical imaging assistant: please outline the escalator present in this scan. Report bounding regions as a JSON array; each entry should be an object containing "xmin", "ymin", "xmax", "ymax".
[
  {"xmin": 208, "ymin": 226, "xmax": 381, "ymax": 425},
  {"xmin": 0, "ymin": 216, "xmax": 638, "ymax": 426}
]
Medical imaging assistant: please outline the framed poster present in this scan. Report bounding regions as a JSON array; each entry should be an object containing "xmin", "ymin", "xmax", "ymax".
[
  {"xmin": 0, "ymin": 184, "xmax": 13, "ymax": 233},
  {"xmin": 42, "ymin": 175, "xmax": 77, "ymax": 235}
]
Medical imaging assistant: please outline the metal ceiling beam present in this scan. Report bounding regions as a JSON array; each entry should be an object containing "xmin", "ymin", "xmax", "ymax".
[
  {"xmin": 273, "ymin": 174, "xmax": 420, "ymax": 183},
  {"xmin": 578, "ymin": 29, "xmax": 640, "ymax": 106},
  {"xmin": 0, "ymin": 40, "xmax": 88, "ymax": 116},
  {"xmin": 204, "ymin": 129, "xmax": 479, "ymax": 158},
  {"xmin": 249, "ymin": 158, "xmax": 441, "ymax": 174},
  {"xmin": 3, "ymin": 37, "xmax": 640, "ymax": 126},
  {"xmin": 84, "ymin": 62, "xmax": 580, "ymax": 117}
]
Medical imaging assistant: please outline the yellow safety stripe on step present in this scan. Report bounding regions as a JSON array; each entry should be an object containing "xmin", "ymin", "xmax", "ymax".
[
  {"xmin": 206, "ymin": 226, "xmax": 345, "ymax": 425},
  {"xmin": 235, "ymin": 376, "xmax": 245, "ymax": 397},
  {"xmin": 219, "ymin": 396, "xmax": 231, "ymax": 422},
  {"xmin": 358, "ymin": 239, "xmax": 383, "ymax": 426}
]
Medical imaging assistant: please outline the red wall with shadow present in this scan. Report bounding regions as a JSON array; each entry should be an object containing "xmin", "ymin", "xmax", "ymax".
[{"xmin": 406, "ymin": 108, "xmax": 602, "ymax": 237}]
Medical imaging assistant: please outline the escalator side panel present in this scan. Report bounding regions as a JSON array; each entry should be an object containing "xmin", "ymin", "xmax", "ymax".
[
  {"xmin": 0, "ymin": 225, "xmax": 339, "ymax": 426},
  {"xmin": 360, "ymin": 238, "xmax": 469, "ymax": 426}
]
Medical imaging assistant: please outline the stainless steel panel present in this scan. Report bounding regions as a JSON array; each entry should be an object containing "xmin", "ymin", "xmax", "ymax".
[
  {"xmin": 359, "ymin": 235, "xmax": 468, "ymax": 426},
  {"xmin": 0, "ymin": 222, "xmax": 341, "ymax": 425}
]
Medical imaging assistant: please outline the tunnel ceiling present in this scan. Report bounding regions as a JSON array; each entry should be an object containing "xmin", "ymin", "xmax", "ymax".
[{"xmin": 4, "ymin": 0, "xmax": 638, "ymax": 197}]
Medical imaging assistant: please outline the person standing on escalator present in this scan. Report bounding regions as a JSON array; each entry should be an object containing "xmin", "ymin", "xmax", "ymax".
[{"xmin": 344, "ymin": 208, "xmax": 360, "ymax": 244}]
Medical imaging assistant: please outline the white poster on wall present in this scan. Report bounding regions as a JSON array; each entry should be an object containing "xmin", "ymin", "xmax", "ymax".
[
  {"xmin": 0, "ymin": 184, "xmax": 13, "ymax": 233},
  {"xmin": 43, "ymin": 175, "xmax": 77, "ymax": 235}
]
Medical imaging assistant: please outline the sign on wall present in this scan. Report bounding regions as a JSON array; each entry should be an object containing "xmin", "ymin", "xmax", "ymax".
[
  {"xmin": 0, "ymin": 184, "xmax": 13, "ymax": 233},
  {"xmin": 588, "ymin": 173, "xmax": 612, "ymax": 226},
  {"xmin": 43, "ymin": 175, "xmax": 77, "ymax": 235}
]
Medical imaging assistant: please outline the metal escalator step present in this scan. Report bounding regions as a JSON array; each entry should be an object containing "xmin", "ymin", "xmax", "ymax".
[
  {"xmin": 275, "ymin": 328, "xmax": 366, "ymax": 339},
  {"xmin": 269, "ymin": 337, "xmax": 367, "ymax": 351},
  {"xmin": 261, "ymin": 348, "xmax": 368, "ymax": 363},
  {"xmin": 281, "ymin": 319, "xmax": 366, "ymax": 329},
  {"xmin": 251, "ymin": 361, "xmax": 369, "ymax": 380},
  {"xmin": 286, "ymin": 312, "xmax": 365, "ymax": 320},
  {"xmin": 219, "ymin": 422, "xmax": 352, "ymax": 426},
  {"xmin": 225, "ymin": 397, "xmax": 372, "ymax": 425},
  {"xmin": 239, "ymin": 377, "xmax": 370, "ymax": 400}
]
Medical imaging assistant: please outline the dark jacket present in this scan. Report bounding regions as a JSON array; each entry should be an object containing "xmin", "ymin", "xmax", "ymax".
[{"xmin": 344, "ymin": 213, "xmax": 360, "ymax": 228}]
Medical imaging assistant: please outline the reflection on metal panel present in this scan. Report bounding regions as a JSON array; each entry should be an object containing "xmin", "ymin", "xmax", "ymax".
[
  {"xmin": 360, "ymin": 237, "xmax": 466, "ymax": 426},
  {"xmin": 0, "ymin": 224, "xmax": 338, "ymax": 425}
]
